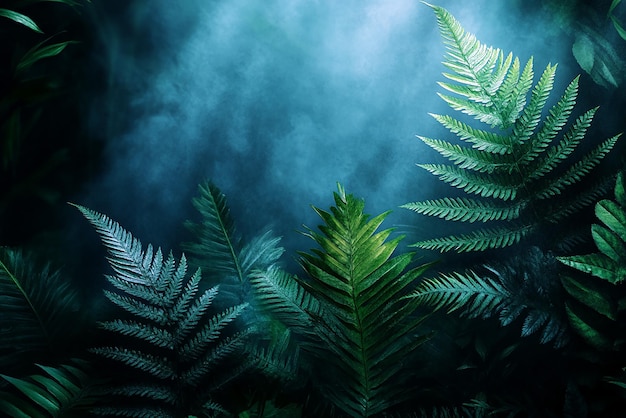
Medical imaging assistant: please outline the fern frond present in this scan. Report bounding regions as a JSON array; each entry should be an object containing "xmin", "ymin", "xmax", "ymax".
[
  {"xmin": 182, "ymin": 181, "xmax": 243, "ymax": 280},
  {"xmin": 536, "ymin": 134, "xmax": 620, "ymax": 199},
  {"xmin": 259, "ymin": 184, "xmax": 434, "ymax": 417},
  {"xmin": 99, "ymin": 319, "xmax": 174, "ymax": 348},
  {"xmin": 558, "ymin": 172, "xmax": 626, "ymax": 347},
  {"xmin": 418, "ymin": 164, "xmax": 518, "ymax": 200},
  {"xmin": 528, "ymin": 105, "xmax": 597, "ymax": 181},
  {"xmin": 250, "ymin": 265, "xmax": 324, "ymax": 342},
  {"xmin": 407, "ymin": 4, "xmax": 620, "ymax": 254},
  {"xmin": 91, "ymin": 347, "xmax": 175, "ymax": 379},
  {"xmin": 182, "ymin": 330, "xmax": 251, "ymax": 386},
  {"xmin": 179, "ymin": 302, "xmax": 249, "ymax": 359},
  {"xmin": 410, "ymin": 270, "xmax": 508, "ymax": 318},
  {"xmin": 413, "ymin": 225, "xmax": 531, "ymax": 252},
  {"xmin": 431, "ymin": 114, "xmax": 513, "ymax": 154},
  {"xmin": 402, "ymin": 197, "xmax": 523, "ymax": 222},
  {"xmin": 183, "ymin": 182, "xmax": 283, "ymax": 282},
  {"xmin": 419, "ymin": 136, "xmax": 516, "ymax": 173},
  {"xmin": 74, "ymin": 204, "xmax": 250, "ymax": 416},
  {"xmin": 511, "ymin": 63, "xmax": 557, "ymax": 147}
]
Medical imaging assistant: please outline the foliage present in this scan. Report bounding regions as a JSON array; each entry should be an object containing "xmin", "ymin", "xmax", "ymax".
[
  {"xmin": 182, "ymin": 181, "xmax": 284, "ymax": 308},
  {"xmin": 410, "ymin": 246, "xmax": 569, "ymax": 347},
  {"xmin": 0, "ymin": 247, "xmax": 85, "ymax": 376},
  {"xmin": 403, "ymin": 3, "xmax": 620, "ymax": 253},
  {"xmin": 558, "ymin": 172, "xmax": 626, "ymax": 350},
  {"xmin": 1, "ymin": 0, "xmax": 98, "ymax": 252},
  {"xmin": 72, "ymin": 203, "xmax": 251, "ymax": 417},
  {"xmin": 251, "ymin": 184, "xmax": 434, "ymax": 417},
  {"xmin": 0, "ymin": 360, "xmax": 98, "ymax": 418}
]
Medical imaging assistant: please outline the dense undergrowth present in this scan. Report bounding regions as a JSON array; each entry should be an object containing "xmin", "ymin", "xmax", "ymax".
[{"xmin": 2, "ymin": 2, "xmax": 626, "ymax": 417}]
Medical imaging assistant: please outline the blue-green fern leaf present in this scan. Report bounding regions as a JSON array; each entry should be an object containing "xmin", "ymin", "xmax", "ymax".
[
  {"xmin": 412, "ymin": 247, "xmax": 569, "ymax": 347},
  {"xmin": 406, "ymin": 4, "xmax": 620, "ymax": 253},
  {"xmin": 72, "ymin": 203, "xmax": 249, "ymax": 416}
]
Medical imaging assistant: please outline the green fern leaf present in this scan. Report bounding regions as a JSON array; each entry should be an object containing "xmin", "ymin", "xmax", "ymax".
[
  {"xmin": 559, "ymin": 253, "xmax": 625, "ymax": 284},
  {"xmin": 418, "ymin": 164, "xmax": 518, "ymax": 200},
  {"xmin": 250, "ymin": 265, "xmax": 324, "ymax": 343},
  {"xmin": 406, "ymin": 4, "xmax": 620, "ymax": 253},
  {"xmin": 419, "ymin": 136, "xmax": 516, "ymax": 173},
  {"xmin": 410, "ymin": 270, "xmax": 508, "ymax": 317},
  {"xmin": 183, "ymin": 181, "xmax": 283, "ymax": 283},
  {"xmin": 595, "ymin": 198, "xmax": 626, "ymax": 241},
  {"xmin": 528, "ymin": 105, "xmax": 596, "ymax": 181},
  {"xmin": 511, "ymin": 63, "xmax": 557, "ymax": 147},
  {"xmin": 183, "ymin": 181, "xmax": 243, "ymax": 279},
  {"xmin": 413, "ymin": 225, "xmax": 531, "ymax": 252},
  {"xmin": 259, "ymin": 184, "xmax": 434, "ymax": 417},
  {"xmin": 561, "ymin": 274, "xmax": 617, "ymax": 320},
  {"xmin": 536, "ymin": 135, "xmax": 620, "ymax": 199},
  {"xmin": 430, "ymin": 114, "xmax": 513, "ymax": 154},
  {"xmin": 592, "ymin": 223, "xmax": 626, "ymax": 262},
  {"xmin": 402, "ymin": 197, "xmax": 523, "ymax": 222}
]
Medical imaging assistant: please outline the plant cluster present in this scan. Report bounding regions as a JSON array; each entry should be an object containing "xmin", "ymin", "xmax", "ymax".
[{"xmin": 1, "ymin": 3, "xmax": 626, "ymax": 417}]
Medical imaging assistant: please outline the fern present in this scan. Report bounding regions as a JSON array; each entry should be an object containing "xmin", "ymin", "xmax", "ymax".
[
  {"xmin": 252, "ymin": 184, "xmax": 434, "ymax": 417},
  {"xmin": 72, "ymin": 203, "xmax": 250, "ymax": 416},
  {"xmin": 411, "ymin": 247, "xmax": 569, "ymax": 347},
  {"xmin": 0, "ymin": 248, "xmax": 84, "ymax": 375},
  {"xmin": 558, "ymin": 172, "xmax": 626, "ymax": 350},
  {"xmin": 183, "ymin": 181, "xmax": 283, "ymax": 282},
  {"xmin": 403, "ymin": 3, "xmax": 620, "ymax": 253}
]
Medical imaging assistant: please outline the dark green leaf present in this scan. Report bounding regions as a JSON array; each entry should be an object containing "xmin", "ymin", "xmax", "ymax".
[{"xmin": 0, "ymin": 9, "xmax": 43, "ymax": 33}]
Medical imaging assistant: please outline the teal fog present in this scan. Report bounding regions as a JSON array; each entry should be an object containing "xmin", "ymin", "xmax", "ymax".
[{"xmin": 75, "ymin": 0, "xmax": 625, "ymax": 274}]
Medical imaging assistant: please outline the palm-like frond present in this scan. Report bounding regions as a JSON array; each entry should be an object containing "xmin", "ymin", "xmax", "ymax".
[
  {"xmin": 0, "ymin": 248, "xmax": 84, "ymax": 374},
  {"xmin": 404, "ymin": 4, "xmax": 620, "ymax": 253},
  {"xmin": 256, "ymin": 184, "xmax": 434, "ymax": 417},
  {"xmin": 72, "ymin": 203, "xmax": 250, "ymax": 416},
  {"xmin": 0, "ymin": 360, "xmax": 97, "ymax": 418}
]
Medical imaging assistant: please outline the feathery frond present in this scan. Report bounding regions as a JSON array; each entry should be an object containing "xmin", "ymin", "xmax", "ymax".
[
  {"xmin": 263, "ymin": 184, "xmax": 434, "ymax": 417},
  {"xmin": 72, "ymin": 203, "xmax": 249, "ymax": 416},
  {"xmin": 405, "ymin": 4, "xmax": 620, "ymax": 253},
  {"xmin": 411, "ymin": 247, "xmax": 569, "ymax": 347}
]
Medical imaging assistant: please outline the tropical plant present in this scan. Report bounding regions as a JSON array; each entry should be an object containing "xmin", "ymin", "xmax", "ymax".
[
  {"xmin": 0, "ymin": 360, "xmax": 98, "ymax": 417},
  {"xmin": 557, "ymin": 171, "xmax": 626, "ymax": 350},
  {"xmin": 72, "ymin": 203, "xmax": 251, "ymax": 417},
  {"xmin": 1, "ymin": 0, "xmax": 97, "ymax": 253},
  {"xmin": 403, "ymin": 3, "xmax": 620, "ymax": 253},
  {"xmin": 0, "ymin": 247, "xmax": 85, "ymax": 376},
  {"xmin": 251, "ymin": 184, "xmax": 434, "ymax": 417}
]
